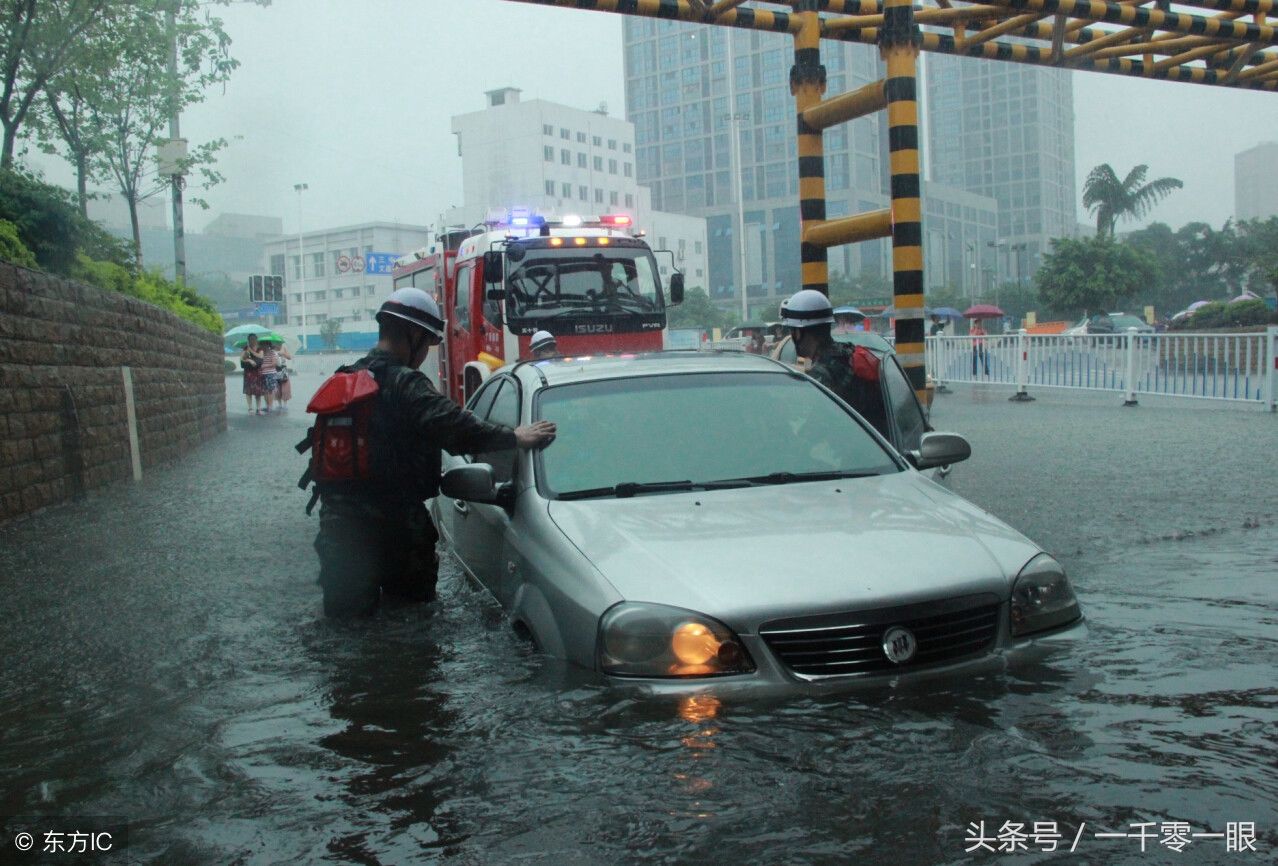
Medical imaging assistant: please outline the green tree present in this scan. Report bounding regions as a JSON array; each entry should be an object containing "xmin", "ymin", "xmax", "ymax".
[
  {"xmin": 0, "ymin": 0, "xmax": 111, "ymax": 169},
  {"xmin": 667, "ymin": 286, "xmax": 732, "ymax": 333},
  {"xmin": 79, "ymin": 1, "xmax": 237, "ymax": 270},
  {"xmin": 0, "ymin": 218, "xmax": 39, "ymax": 268},
  {"xmin": 1082, "ymin": 163, "xmax": 1183, "ymax": 238},
  {"xmin": 320, "ymin": 318, "xmax": 342, "ymax": 351},
  {"xmin": 1035, "ymin": 236, "xmax": 1157, "ymax": 316},
  {"xmin": 0, "ymin": 167, "xmax": 129, "ymax": 272}
]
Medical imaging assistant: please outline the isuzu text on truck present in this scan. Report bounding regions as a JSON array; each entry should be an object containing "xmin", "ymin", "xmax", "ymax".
[{"xmin": 393, "ymin": 209, "xmax": 684, "ymax": 403}]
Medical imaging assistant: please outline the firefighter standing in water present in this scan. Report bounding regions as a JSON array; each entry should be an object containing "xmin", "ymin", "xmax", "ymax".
[
  {"xmin": 306, "ymin": 288, "xmax": 556, "ymax": 617},
  {"xmin": 779, "ymin": 289, "xmax": 889, "ymax": 440}
]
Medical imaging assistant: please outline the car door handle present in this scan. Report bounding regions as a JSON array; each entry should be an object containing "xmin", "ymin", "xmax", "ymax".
[{"xmin": 453, "ymin": 500, "xmax": 468, "ymax": 515}]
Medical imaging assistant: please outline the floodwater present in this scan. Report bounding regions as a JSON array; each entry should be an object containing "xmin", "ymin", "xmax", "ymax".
[{"xmin": 1, "ymin": 370, "xmax": 1274, "ymax": 864}]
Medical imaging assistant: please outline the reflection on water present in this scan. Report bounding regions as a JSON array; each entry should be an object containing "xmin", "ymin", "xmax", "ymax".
[{"xmin": 0, "ymin": 383, "xmax": 1274, "ymax": 863}]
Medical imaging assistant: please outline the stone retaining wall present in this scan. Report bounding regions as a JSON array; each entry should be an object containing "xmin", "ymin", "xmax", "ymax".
[{"xmin": 0, "ymin": 262, "xmax": 226, "ymax": 523}]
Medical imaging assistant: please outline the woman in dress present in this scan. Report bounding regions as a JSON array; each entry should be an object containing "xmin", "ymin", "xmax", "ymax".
[
  {"xmin": 273, "ymin": 340, "xmax": 293, "ymax": 409},
  {"xmin": 241, "ymin": 333, "xmax": 266, "ymax": 413},
  {"xmin": 259, "ymin": 339, "xmax": 280, "ymax": 413}
]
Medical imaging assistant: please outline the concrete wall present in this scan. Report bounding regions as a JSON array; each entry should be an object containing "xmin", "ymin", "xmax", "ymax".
[{"xmin": 0, "ymin": 262, "xmax": 226, "ymax": 523}]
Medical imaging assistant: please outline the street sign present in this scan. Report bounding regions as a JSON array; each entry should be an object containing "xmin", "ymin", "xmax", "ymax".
[
  {"xmin": 351, "ymin": 256, "xmax": 365, "ymax": 273},
  {"xmin": 256, "ymin": 302, "xmax": 280, "ymax": 315},
  {"xmin": 363, "ymin": 252, "xmax": 400, "ymax": 275},
  {"xmin": 336, "ymin": 254, "xmax": 350, "ymax": 273}
]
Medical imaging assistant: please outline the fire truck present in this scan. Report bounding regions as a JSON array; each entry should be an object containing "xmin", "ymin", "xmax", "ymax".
[{"xmin": 393, "ymin": 209, "xmax": 684, "ymax": 404}]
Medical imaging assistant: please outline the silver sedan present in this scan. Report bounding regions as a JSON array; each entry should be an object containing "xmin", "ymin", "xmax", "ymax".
[{"xmin": 433, "ymin": 351, "xmax": 1083, "ymax": 694}]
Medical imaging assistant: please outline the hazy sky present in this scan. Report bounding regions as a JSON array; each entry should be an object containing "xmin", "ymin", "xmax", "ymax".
[{"xmin": 31, "ymin": 0, "xmax": 1278, "ymax": 237}]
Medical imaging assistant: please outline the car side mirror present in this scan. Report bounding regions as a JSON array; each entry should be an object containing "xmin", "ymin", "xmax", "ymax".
[
  {"xmin": 441, "ymin": 463, "xmax": 498, "ymax": 502},
  {"xmin": 482, "ymin": 251, "xmax": 503, "ymax": 284},
  {"xmin": 910, "ymin": 432, "xmax": 971, "ymax": 471},
  {"xmin": 668, "ymin": 272, "xmax": 684, "ymax": 305}
]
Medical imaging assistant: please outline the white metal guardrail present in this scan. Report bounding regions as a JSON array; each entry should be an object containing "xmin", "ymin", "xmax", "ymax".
[{"xmin": 927, "ymin": 327, "xmax": 1278, "ymax": 411}]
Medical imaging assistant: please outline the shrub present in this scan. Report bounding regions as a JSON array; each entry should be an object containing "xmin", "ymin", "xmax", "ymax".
[
  {"xmin": 71, "ymin": 253, "xmax": 224, "ymax": 334},
  {"xmin": 1188, "ymin": 299, "xmax": 1271, "ymax": 329},
  {"xmin": 0, "ymin": 169, "xmax": 129, "ymax": 273},
  {"xmin": 0, "ymin": 218, "xmax": 38, "ymax": 269}
]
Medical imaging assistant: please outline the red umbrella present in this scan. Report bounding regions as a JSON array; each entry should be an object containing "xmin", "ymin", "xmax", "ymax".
[{"xmin": 963, "ymin": 304, "xmax": 1005, "ymax": 319}]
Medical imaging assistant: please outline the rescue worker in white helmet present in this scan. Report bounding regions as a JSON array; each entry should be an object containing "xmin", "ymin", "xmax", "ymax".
[
  {"xmin": 306, "ymin": 287, "xmax": 556, "ymax": 617},
  {"xmin": 779, "ymin": 289, "xmax": 889, "ymax": 439},
  {"xmin": 527, "ymin": 330, "xmax": 558, "ymax": 360}
]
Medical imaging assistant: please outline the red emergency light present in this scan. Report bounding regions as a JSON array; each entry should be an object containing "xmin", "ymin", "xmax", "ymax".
[{"xmin": 598, "ymin": 214, "xmax": 631, "ymax": 227}]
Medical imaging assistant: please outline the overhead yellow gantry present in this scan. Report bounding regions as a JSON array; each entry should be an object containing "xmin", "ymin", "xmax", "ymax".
[{"xmin": 504, "ymin": 0, "xmax": 1278, "ymax": 398}]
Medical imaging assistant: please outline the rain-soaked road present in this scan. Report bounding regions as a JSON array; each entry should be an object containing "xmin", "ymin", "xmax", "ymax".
[{"xmin": 1, "ymin": 363, "xmax": 1275, "ymax": 864}]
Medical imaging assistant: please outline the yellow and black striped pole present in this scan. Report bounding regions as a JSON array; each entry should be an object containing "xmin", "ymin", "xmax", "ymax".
[
  {"xmin": 792, "ymin": 0, "xmax": 828, "ymax": 295},
  {"xmin": 879, "ymin": 0, "xmax": 927, "ymax": 400}
]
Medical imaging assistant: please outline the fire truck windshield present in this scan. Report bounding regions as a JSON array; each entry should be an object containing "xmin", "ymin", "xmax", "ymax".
[{"xmin": 505, "ymin": 248, "xmax": 663, "ymax": 319}]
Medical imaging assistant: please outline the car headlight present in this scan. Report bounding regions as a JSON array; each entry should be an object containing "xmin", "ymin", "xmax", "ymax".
[
  {"xmin": 598, "ymin": 602, "xmax": 755, "ymax": 678},
  {"xmin": 1010, "ymin": 554, "xmax": 1082, "ymax": 637}
]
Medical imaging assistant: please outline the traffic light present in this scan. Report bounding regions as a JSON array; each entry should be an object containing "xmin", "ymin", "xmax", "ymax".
[
  {"xmin": 267, "ymin": 275, "xmax": 284, "ymax": 302},
  {"xmin": 249, "ymin": 275, "xmax": 264, "ymax": 302}
]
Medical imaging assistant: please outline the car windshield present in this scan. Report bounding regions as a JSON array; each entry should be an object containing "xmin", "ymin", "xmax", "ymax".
[
  {"xmin": 506, "ymin": 247, "xmax": 662, "ymax": 317},
  {"xmin": 1110, "ymin": 315, "xmax": 1147, "ymax": 329},
  {"xmin": 535, "ymin": 371, "xmax": 899, "ymax": 497}
]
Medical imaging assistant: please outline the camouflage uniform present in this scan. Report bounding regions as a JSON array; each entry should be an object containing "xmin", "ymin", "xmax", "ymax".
[
  {"xmin": 314, "ymin": 349, "xmax": 515, "ymax": 617},
  {"xmin": 806, "ymin": 341, "xmax": 890, "ymax": 440}
]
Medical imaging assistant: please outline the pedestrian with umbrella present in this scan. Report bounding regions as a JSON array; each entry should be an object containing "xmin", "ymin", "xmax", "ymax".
[
  {"xmin": 239, "ymin": 332, "xmax": 267, "ymax": 413},
  {"xmin": 964, "ymin": 305, "xmax": 1003, "ymax": 378}
]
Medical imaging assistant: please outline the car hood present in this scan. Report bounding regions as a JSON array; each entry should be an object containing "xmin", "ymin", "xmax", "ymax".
[{"xmin": 545, "ymin": 472, "xmax": 1042, "ymax": 632}]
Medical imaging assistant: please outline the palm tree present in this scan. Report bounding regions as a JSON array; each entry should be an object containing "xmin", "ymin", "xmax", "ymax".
[{"xmin": 1083, "ymin": 164, "xmax": 1183, "ymax": 238}]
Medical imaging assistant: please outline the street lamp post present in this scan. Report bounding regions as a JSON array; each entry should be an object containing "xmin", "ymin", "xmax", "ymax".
[
  {"xmin": 294, "ymin": 183, "xmax": 308, "ymax": 351},
  {"xmin": 724, "ymin": 31, "xmax": 751, "ymax": 322}
]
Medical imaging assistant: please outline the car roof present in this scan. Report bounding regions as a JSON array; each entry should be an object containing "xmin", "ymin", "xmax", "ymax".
[{"xmin": 506, "ymin": 349, "xmax": 795, "ymax": 388}]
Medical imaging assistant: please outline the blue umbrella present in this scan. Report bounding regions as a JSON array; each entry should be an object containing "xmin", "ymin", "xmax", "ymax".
[{"xmin": 929, "ymin": 306, "xmax": 964, "ymax": 319}]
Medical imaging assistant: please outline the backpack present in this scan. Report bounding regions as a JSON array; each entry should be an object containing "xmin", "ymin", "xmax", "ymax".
[
  {"xmin": 850, "ymin": 345, "xmax": 881, "ymax": 382},
  {"xmin": 296, "ymin": 366, "xmax": 381, "ymax": 514}
]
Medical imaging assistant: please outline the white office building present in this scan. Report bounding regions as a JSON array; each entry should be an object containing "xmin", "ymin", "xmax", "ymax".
[
  {"xmin": 1235, "ymin": 142, "xmax": 1278, "ymax": 222},
  {"xmin": 262, "ymin": 221, "xmax": 432, "ymax": 350},
  {"xmin": 450, "ymin": 87, "xmax": 710, "ymax": 292}
]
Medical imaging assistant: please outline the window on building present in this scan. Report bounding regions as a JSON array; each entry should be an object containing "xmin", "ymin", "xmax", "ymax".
[
  {"xmin": 309, "ymin": 290, "xmax": 326, "ymax": 302},
  {"xmin": 545, "ymin": 179, "xmax": 556, "ymax": 195},
  {"xmin": 366, "ymin": 285, "xmax": 376, "ymax": 295},
  {"xmin": 608, "ymin": 159, "xmax": 618, "ymax": 174},
  {"xmin": 624, "ymin": 162, "xmax": 632, "ymax": 177},
  {"xmin": 579, "ymin": 185, "xmax": 589, "ymax": 200},
  {"xmin": 562, "ymin": 182, "xmax": 572, "ymax": 197},
  {"xmin": 594, "ymin": 188, "xmax": 604, "ymax": 203},
  {"xmin": 561, "ymin": 149, "xmax": 571, "ymax": 165},
  {"xmin": 290, "ymin": 255, "xmax": 301, "ymax": 280},
  {"xmin": 624, "ymin": 193, "xmax": 634, "ymax": 208},
  {"xmin": 610, "ymin": 191, "xmax": 619, "ymax": 205},
  {"xmin": 607, "ymin": 139, "xmax": 617, "ymax": 150},
  {"xmin": 544, "ymin": 145, "xmax": 554, "ymax": 161},
  {"xmin": 576, "ymin": 131, "xmax": 586, "ymax": 143},
  {"xmin": 593, "ymin": 155, "xmax": 603, "ymax": 171},
  {"xmin": 695, "ymin": 241, "xmax": 703, "ymax": 254},
  {"xmin": 577, "ymin": 152, "xmax": 587, "ymax": 168},
  {"xmin": 293, "ymin": 316, "xmax": 302, "ymax": 326},
  {"xmin": 623, "ymin": 142, "xmax": 632, "ymax": 153},
  {"xmin": 560, "ymin": 127, "xmax": 570, "ymax": 139},
  {"xmin": 270, "ymin": 254, "xmax": 285, "ymax": 276},
  {"xmin": 311, "ymin": 252, "xmax": 325, "ymax": 277},
  {"xmin": 334, "ymin": 288, "xmax": 343, "ymax": 299},
  {"xmin": 592, "ymin": 135, "xmax": 602, "ymax": 146},
  {"xmin": 543, "ymin": 123, "xmax": 553, "ymax": 136},
  {"xmin": 292, "ymin": 293, "xmax": 301, "ymax": 303}
]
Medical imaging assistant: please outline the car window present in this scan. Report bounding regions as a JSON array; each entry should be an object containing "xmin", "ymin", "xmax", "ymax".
[
  {"xmin": 535, "ymin": 372, "xmax": 899, "ymax": 496},
  {"xmin": 454, "ymin": 262, "xmax": 472, "ymax": 331},
  {"xmin": 881, "ymin": 358, "xmax": 928, "ymax": 452},
  {"xmin": 476, "ymin": 379, "xmax": 519, "ymax": 483},
  {"xmin": 466, "ymin": 376, "xmax": 501, "ymax": 415}
]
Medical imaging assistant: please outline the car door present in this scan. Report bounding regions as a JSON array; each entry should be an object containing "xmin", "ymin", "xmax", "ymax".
[
  {"xmin": 879, "ymin": 353, "xmax": 933, "ymax": 460},
  {"xmin": 457, "ymin": 376, "xmax": 522, "ymax": 605},
  {"xmin": 442, "ymin": 376, "xmax": 501, "ymax": 581}
]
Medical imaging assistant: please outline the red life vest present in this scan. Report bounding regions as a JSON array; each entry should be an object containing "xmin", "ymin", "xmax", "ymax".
[
  {"xmin": 850, "ymin": 345, "xmax": 881, "ymax": 382},
  {"xmin": 296, "ymin": 368, "xmax": 381, "ymax": 512}
]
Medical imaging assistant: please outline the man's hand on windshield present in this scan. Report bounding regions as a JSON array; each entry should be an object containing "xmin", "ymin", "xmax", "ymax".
[{"xmin": 515, "ymin": 420, "xmax": 557, "ymax": 449}]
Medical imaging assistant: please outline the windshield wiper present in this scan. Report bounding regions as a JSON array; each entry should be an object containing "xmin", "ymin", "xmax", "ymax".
[
  {"xmin": 556, "ymin": 479, "xmax": 696, "ymax": 500},
  {"xmin": 738, "ymin": 470, "xmax": 882, "ymax": 485}
]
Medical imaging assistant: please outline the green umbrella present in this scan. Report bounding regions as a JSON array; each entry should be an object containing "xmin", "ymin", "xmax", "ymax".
[
  {"xmin": 224, "ymin": 324, "xmax": 271, "ymax": 339},
  {"xmin": 259, "ymin": 332, "xmax": 286, "ymax": 345}
]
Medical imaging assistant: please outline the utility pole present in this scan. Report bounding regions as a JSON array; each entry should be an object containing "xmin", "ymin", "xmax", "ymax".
[
  {"xmin": 294, "ymin": 183, "xmax": 308, "ymax": 351},
  {"xmin": 167, "ymin": 2, "xmax": 186, "ymax": 285}
]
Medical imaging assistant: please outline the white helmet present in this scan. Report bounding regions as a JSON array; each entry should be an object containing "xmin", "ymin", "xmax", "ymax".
[
  {"xmin": 779, "ymin": 289, "xmax": 835, "ymax": 328},
  {"xmin": 376, "ymin": 287, "xmax": 444, "ymax": 339},
  {"xmin": 529, "ymin": 330, "xmax": 557, "ymax": 353}
]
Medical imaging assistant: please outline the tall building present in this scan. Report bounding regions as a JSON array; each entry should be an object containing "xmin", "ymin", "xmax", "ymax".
[
  {"xmin": 449, "ymin": 87, "xmax": 709, "ymax": 289},
  {"xmin": 1235, "ymin": 142, "xmax": 1278, "ymax": 222},
  {"xmin": 624, "ymin": 21, "xmax": 890, "ymax": 316},
  {"xmin": 925, "ymin": 55, "xmax": 1076, "ymax": 283}
]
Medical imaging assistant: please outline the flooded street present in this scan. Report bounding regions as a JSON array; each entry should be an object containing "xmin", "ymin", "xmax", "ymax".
[{"xmin": 1, "ymin": 371, "xmax": 1274, "ymax": 864}]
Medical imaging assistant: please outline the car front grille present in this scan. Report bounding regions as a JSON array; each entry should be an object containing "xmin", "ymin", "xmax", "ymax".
[{"xmin": 757, "ymin": 594, "xmax": 1001, "ymax": 679}]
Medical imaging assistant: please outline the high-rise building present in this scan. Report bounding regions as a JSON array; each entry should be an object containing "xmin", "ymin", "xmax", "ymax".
[
  {"xmin": 624, "ymin": 21, "xmax": 891, "ymax": 316},
  {"xmin": 449, "ymin": 87, "xmax": 708, "ymax": 289},
  {"xmin": 925, "ymin": 55, "xmax": 1076, "ymax": 283},
  {"xmin": 1235, "ymin": 142, "xmax": 1278, "ymax": 222}
]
